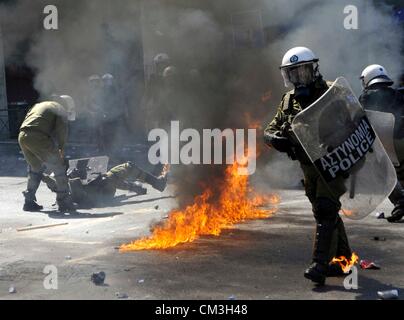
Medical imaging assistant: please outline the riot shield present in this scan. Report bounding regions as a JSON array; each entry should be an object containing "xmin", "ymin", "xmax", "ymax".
[
  {"xmin": 68, "ymin": 156, "xmax": 109, "ymax": 184},
  {"xmin": 365, "ymin": 110, "xmax": 399, "ymax": 166},
  {"xmin": 292, "ymin": 77, "xmax": 396, "ymax": 220}
]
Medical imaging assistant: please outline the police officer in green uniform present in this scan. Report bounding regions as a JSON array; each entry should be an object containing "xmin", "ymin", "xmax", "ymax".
[
  {"xmin": 144, "ymin": 53, "xmax": 171, "ymax": 131},
  {"xmin": 359, "ymin": 64, "xmax": 404, "ymax": 223},
  {"xmin": 42, "ymin": 161, "xmax": 167, "ymax": 208},
  {"xmin": 18, "ymin": 95, "xmax": 77, "ymax": 213},
  {"xmin": 264, "ymin": 47, "xmax": 353, "ymax": 285}
]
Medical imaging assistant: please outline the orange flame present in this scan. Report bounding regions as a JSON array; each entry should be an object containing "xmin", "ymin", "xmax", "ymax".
[
  {"xmin": 331, "ymin": 252, "xmax": 359, "ymax": 273},
  {"xmin": 341, "ymin": 209, "xmax": 357, "ymax": 217},
  {"xmin": 120, "ymin": 162, "xmax": 280, "ymax": 252}
]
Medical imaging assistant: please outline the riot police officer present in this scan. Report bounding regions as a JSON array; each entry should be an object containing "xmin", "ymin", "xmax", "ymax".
[
  {"xmin": 359, "ymin": 64, "xmax": 404, "ymax": 223},
  {"xmin": 264, "ymin": 47, "xmax": 353, "ymax": 285}
]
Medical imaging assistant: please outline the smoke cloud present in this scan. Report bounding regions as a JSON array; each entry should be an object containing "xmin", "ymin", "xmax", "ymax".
[{"xmin": 0, "ymin": 0, "xmax": 402, "ymax": 205}]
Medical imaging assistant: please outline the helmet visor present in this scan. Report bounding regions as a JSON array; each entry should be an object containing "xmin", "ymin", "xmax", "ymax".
[{"xmin": 281, "ymin": 63, "xmax": 315, "ymax": 88}]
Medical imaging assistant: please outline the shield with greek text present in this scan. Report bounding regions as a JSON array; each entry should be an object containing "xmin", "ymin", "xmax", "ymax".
[{"xmin": 292, "ymin": 77, "xmax": 396, "ymax": 219}]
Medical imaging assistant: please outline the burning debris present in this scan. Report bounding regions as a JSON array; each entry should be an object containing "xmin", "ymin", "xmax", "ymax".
[
  {"xmin": 115, "ymin": 292, "xmax": 129, "ymax": 299},
  {"xmin": 331, "ymin": 253, "xmax": 359, "ymax": 274},
  {"xmin": 120, "ymin": 162, "xmax": 280, "ymax": 251}
]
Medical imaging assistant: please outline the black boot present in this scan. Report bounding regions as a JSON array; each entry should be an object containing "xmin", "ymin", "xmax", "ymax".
[
  {"xmin": 23, "ymin": 191, "xmax": 43, "ymax": 212},
  {"xmin": 304, "ymin": 219, "xmax": 337, "ymax": 285},
  {"xmin": 22, "ymin": 169, "xmax": 44, "ymax": 212},
  {"xmin": 57, "ymin": 193, "xmax": 77, "ymax": 213},
  {"xmin": 387, "ymin": 203, "xmax": 404, "ymax": 223},
  {"xmin": 304, "ymin": 262, "xmax": 329, "ymax": 285},
  {"xmin": 388, "ymin": 183, "xmax": 404, "ymax": 222}
]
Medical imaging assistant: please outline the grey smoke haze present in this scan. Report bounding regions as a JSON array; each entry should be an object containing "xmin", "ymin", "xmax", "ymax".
[
  {"xmin": 0, "ymin": 0, "xmax": 402, "ymax": 204},
  {"xmin": 264, "ymin": 0, "xmax": 403, "ymax": 93},
  {"xmin": 1, "ymin": 0, "xmax": 144, "ymax": 118}
]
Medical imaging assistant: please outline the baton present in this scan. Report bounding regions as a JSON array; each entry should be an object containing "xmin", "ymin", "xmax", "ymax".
[{"xmin": 349, "ymin": 173, "xmax": 357, "ymax": 199}]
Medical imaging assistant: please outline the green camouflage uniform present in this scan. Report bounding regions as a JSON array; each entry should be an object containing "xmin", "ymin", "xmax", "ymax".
[
  {"xmin": 18, "ymin": 101, "xmax": 70, "ymax": 202},
  {"xmin": 265, "ymin": 78, "xmax": 352, "ymax": 264},
  {"xmin": 43, "ymin": 162, "xmax": 151, "ymax": 206}
]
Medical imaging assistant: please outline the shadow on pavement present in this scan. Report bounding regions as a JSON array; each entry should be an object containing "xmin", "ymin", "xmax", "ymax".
[
  {"xmin": 313, "ymin": 275, "xmax": 403, "ymax": 300},
  {"xmin": 74, "ymin": 195, "xmax": 176, "ymax": 209},
  {"xmin": 105, "ymin": 195, "xmax": 177, "ymax": 207},
  {"xmin": 43, "ymin": 211, "xmax": 124, "ymax": 219}
]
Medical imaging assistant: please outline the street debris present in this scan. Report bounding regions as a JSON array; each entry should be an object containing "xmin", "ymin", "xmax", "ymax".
[
  {"xmin": 377, "ymin": 290, "xmax": 399, "ymax": 300},
  {"xmin": 17, "ymin": 222, "xmax": 69, "ymax": 232},
  {"xmin": 372, "ymin": 236, "xmax": 386, "ymax": 241},
  {"xmin": 91, "ymin": 272, "xmax": 106, "ymax": 285},
  {"xmin": 115, "ymin": 292, "xmax": 128, "ymax": 299},
  {"xmin": 375, "ymin": 212, "xmax": 385, "ymax": 219},
  {"xmin": 228, "ymin": 295, "xmax": 236, "ymax": 300},
  {"xmin": 360, "ymin": 260, "xmax": 381, "ymax": 270},
  {"xmin": 154, "ymin": 205, "xmax": 159, "ymax": 210},
  {"xmin": 138, "ymin": 279, "xmax": 145, "ymax": 284},
  {"xmin": 9, "ymin": 286, "xmax": 16, "ymax": 294}
]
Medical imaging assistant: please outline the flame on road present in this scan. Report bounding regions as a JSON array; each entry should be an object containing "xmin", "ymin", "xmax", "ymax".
[
  {"xmin": 331, "ymin": 252, "xmax": 359, "ymax": 273},
  {"xmin": 120, "ymin": 161, "xmax": 280, "ymax": 252}
]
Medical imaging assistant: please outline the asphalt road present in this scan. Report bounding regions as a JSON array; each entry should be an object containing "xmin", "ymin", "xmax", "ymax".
[{"xmin": 1, "ymin": 172, "xmax": 403, "ymax": 300}]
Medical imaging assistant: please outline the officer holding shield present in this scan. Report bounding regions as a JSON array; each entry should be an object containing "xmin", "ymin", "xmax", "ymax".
[
  {"xmin": 264, "ymin": 47, "xmax": 353, "ymax": 285},
  {"xmin": 359, "ymin": 65, "xmax": 404, "ymax": 222}
]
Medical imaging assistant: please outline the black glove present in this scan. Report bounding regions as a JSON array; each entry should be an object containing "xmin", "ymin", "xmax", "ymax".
[{"xmin": 264, "ymin": 132, "xmax": 293, "ymax": 153}]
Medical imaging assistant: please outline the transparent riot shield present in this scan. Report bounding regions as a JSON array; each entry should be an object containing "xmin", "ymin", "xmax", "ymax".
[
  {"xmin": 68, "ymin": 156, "xmax": 109, "ymax": 184},
  {"xmin": 292, "ymin": 77, "xmax": 396, "ymax": 220},
  {"xmin": 366, "ymin": 110, "xmax": 399, "ymax": 166}
]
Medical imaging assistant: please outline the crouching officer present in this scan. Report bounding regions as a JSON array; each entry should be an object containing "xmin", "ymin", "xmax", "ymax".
[
  {"xmin": 359, "ymin": 65, "xmax": 404, "ymax": 223},
  {"xmin": 18, "ymin": 95, "xmax": 77, "ymax": 213},
  {"xmin": 264, "ymin": 47, "xmax": 353, "ymax": 285},
  {"xmin": 42, "ymin": 161, "xmax": 168, "ymax": 208}
]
